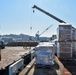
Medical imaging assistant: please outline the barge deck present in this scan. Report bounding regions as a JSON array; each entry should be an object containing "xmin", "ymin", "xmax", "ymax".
[{"xmin": 19, "ymin": 57, "xmax": 72, "ymax": 75}]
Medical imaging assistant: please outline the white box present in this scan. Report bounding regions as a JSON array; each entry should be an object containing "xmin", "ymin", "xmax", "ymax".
[{"xmin": 35, "ymin": 42, "xmax": 54, "ymax": 65}]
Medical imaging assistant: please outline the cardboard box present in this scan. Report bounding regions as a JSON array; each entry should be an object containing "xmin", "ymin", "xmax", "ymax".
[
  {"xmin": 59, "ymin": 53, "xmax": 72, "ymax": 59},
  {"xmin": 57, "ymin": 25, "xmax": 72, "ymax": 41}
]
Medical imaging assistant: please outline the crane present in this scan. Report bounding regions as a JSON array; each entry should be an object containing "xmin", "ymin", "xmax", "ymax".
[
  {"xmin": 35, "ymin": 24, "xmax": 53, "ymax": 41},
  {"xmin": 32, "ymin": 5, "xmax": 66, "ymax": 23}
]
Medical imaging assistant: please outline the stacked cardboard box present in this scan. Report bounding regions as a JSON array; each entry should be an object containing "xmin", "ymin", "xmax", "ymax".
[
  {"xmin": 57, "ymin": 25, "xmax": 72, "ymax": 41},
  {"xmin": 57, "ymin": 24, "xmax": 72, "ymax": 59},
  {"xmin": 57, "ymin": 41, "xmax": 72, "ymax": 59}
]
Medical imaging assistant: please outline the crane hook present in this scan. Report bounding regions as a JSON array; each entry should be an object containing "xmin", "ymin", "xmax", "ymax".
[{"xmin": 33, "ymin": 10, "xmax": 35, "ymax": 13}]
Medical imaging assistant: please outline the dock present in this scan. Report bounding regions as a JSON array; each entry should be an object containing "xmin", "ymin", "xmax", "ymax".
[{"xmin": 0, "ymin": 47, "xmax": 32, "ymax": 69}]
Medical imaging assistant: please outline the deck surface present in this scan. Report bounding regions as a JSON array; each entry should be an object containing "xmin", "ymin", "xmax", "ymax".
[
  {"xmin": 27, "ymin": 65, "xmax": 58, "ymax": 75},
  {"xmin": 0, "ymin": 47, "xmax": 31, "ymax": 69},
  {"xmin": 19, "ymin": 57, "xmax": 72, "ymax": 75},
  {"xmin": 60, "ymin": 59, "xmax": 76, "ymax": 75},
  {"xmin": 19, "ymin": 58, "xmax": 61, "ymax": 75}
]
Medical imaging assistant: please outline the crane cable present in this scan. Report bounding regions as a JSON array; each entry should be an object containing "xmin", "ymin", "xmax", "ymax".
[{"xmin": 29, "ymin": 6, "xmax": 34, "ymax": 41}]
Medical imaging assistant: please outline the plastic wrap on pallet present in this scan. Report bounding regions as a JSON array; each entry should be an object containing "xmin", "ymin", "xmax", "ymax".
[
  {"xmin": 35, "ymin": 52, "xmax": 54, "ymax": 65},
  {"xmin": 35, "ymin": 42, "xmax": 54, "ymax": 65}
]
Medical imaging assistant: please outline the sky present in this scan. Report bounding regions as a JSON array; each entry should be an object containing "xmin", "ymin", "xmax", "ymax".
[{"xmin": 0, "ymin": 0, "xmax": 76, "ymax": 37}]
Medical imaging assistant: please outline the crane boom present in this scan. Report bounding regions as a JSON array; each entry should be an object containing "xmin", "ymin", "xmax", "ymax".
[
  {"xmin": 32, "ymin": 5, "xmax": 66, "ymax": 23},
  {"xmin": 35, "ymin": 24, "xmax": 53, "ymax": 41},
  {"xmin": 39, "ymin": 24, "xmax": 53, "ymax": 36}
]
